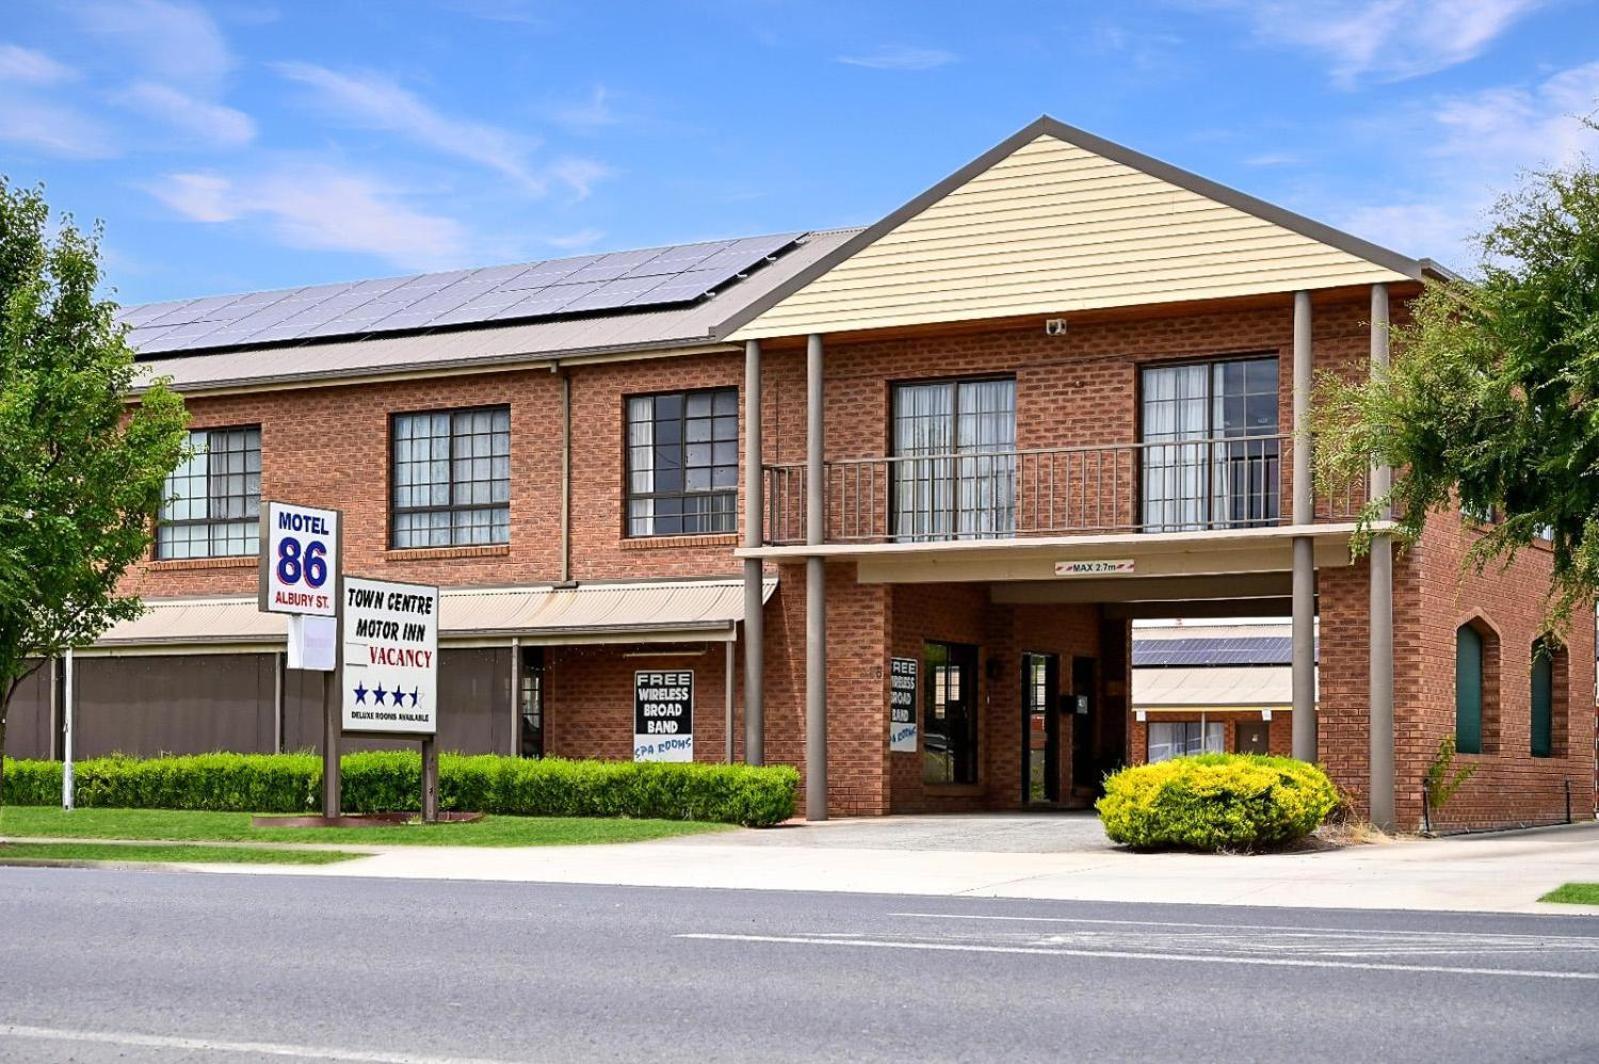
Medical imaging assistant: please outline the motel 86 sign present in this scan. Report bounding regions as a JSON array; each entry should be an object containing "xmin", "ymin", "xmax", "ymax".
[{"xmin": 258, "ymin": 502, "xmax": 340, "ymax": 617}]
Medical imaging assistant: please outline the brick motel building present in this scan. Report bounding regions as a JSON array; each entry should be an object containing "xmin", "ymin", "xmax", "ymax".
[{"xmin": 7, "ymin": 117, "xmax": 1594, "ymax": 831}]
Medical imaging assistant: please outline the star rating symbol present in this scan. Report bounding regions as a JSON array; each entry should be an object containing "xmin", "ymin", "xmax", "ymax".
[
  {"xmin": 373, "ymin": 684, "xmax": 387, "ymax": 705},
  {"xmin": 354, "ymin": 682, "xmax": 369, "ymax": 704},
  {"xmin": 409, "ymin": 687, "xmax": 420, "ymax": 707}
]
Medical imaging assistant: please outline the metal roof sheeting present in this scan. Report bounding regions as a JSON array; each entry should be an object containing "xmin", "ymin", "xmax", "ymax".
[
  {"xmin": 1132, "ymin": 665, "xmax": 1296, "ymax": 709},
  {"xmin": 131, "ymin": 230, "xmax": 859, "ymax": 393},
  {"xmin": 92, "ymin": 577, "xmax": 777, "ymax": 649}
]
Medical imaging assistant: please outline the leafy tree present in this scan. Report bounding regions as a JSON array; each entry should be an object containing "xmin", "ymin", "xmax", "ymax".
[
  {"xmin": 0, "ymin": 179, "xmax": 188, "ymax": 804},
  {"xmin": 1317, "ymin": 146, "xmax": 1599, "ymax": 630}
]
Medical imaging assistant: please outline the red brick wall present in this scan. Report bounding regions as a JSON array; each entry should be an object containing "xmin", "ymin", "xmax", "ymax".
[{"xmin": 112, "ymin": 292, "xmax": 1593, "ymax": 828}]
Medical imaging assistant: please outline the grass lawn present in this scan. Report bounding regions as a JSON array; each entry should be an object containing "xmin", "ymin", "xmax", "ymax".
[
  {"xmin": 1539, "ymin": 882, "xmax": 1599, "ymax": 905},
  {"xmin": 0, "ymin": 807, "xmax": 734, "ymax": 847},
  {"xmin": 0, "ymin": 841, "xmax": 360, "ymax": 865}
]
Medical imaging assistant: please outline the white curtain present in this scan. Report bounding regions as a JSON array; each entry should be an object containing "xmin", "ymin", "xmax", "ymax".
[
  {"xmin": 1142, "ymin": 365, "xmax": 1209, "ymax": 531},
  {"xmin": 627, "ymin": 396, "xmax": 654, "ymax": 535}
]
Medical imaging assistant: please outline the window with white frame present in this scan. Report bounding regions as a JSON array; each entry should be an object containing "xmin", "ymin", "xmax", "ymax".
[
  {"xmin": 626, "ymin": 388, "xmax": 739, "ymax": 537},
  {"xmin": 1146, "ymin": 720, "xmax": 1226, "ymax": 763},
  {"xmin": 156, "ymin": 426, "xmax": 261, "ymax": 560},
  {"xmin": 390, "ymin": 407, "xmax": 510, "ymax": 548}
]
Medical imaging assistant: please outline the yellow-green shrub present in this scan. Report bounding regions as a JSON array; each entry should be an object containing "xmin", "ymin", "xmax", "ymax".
[{"xmin": 1096, "ymin": 753, "xmax": 1339, "ymax": 851}]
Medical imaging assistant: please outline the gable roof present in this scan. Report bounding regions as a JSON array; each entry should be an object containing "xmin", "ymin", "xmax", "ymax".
[{"xmin": 726, "ymin": 116, "xmax": 1429, "ymax": 341}]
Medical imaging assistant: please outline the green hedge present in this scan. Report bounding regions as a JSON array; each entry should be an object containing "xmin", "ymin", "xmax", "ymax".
[
  {"xmin": 1096, "ymin": 753, "xmax": 1339, "ymax": 852},
  {"xmin": 1, "ymin": 753, "xmax": 798, "ymax": 827}
]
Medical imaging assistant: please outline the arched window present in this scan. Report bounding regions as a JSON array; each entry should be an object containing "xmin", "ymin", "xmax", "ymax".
[
  {"xmin": 1455, "ymin": 625, "xmax": 1484, "ymax": 754},
  {"xmin": 1530, "ymin": 639, "xmax": 1567, "ymax": 759}
]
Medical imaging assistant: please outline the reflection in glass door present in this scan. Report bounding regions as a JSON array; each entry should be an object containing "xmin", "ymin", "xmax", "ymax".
[
  {"xmin": 1022, "ymin": 653, "xmax": 1060, "ymax": 804},
  {"xmin": 519, "ymin": 646, "xmax": 544, "ymax": 758}
]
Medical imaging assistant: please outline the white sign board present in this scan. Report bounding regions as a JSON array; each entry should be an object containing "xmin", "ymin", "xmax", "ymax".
[
  {"xmin": 286, "ymin": 614, "xmax": 336, "ymax": 672},
  {"xmin": 634, "ymin": 670, "xmax": 693, "ymax": 762},
  {"xmin": 889, "ymin": 656, "xmax": 918, "ymax": 753},
  {"xmin": 1054, "ymin": 559, "xmax": 1135, "ymax": 577},
  {"xmin": 260, "ymin": 502, "xmax": 340, "ymax": 617},
  {"xmin": 341, "ymin": 577, "xmax": 439, "ymax": 735}
]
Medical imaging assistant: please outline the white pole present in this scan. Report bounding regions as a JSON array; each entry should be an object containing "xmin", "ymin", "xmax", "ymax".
[{"xmin": 61, "ymin": 648, "xmax": 75, "ymax": 812}]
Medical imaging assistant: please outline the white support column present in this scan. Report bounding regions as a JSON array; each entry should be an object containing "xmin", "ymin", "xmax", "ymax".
[
  {"xmin": 61, "ymin": 648, "xmax": 75, "ymax": 811},
  {"xmin": 1368, "ymin": 283, "xmax": 1396, "ymax": 829},
  {"xmin": 805, "ymin": 332, "xmax": 828, "ymax": 821},
  {"xmin": 1291, "ymin": 290, "xmax": 1317, "ymax": 762},
  {"xmin": 742, "ymin": 338, "xmax": 765, "ymax": 766}
]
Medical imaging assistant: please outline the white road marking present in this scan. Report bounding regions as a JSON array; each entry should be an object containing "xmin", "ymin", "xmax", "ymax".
[
  {"xmin": 677, "ymin": 932, "xmax": 1599, "ymax": 980},
  {"xmin": 0, "ymin": 1024, "xmax": 521, "ymax": 1063},
  {"xmin": 889, "ymin": 915, "xmax": 1599, "ymax": 953}
]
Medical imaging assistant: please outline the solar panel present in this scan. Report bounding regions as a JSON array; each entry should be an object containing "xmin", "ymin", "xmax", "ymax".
[
  {"xmin": 1132, "ymin": 636, "xmax": 1309, "ymax": 668},
  {"xmin": 120, "ymin": 232, "xmax": 802, "ymax": 355}
]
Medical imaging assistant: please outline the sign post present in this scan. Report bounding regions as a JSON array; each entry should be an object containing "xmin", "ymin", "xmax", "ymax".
[
  {"xmin": 259, "ymin": 501, "xmax": 342, "ymax": 819},
  {"xmin": 340, "ymin": 576, "xmax": 441, "ymax": 822}
]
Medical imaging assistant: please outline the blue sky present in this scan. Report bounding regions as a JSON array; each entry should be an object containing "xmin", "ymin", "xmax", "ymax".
[{"xmin": 3, "ymin": 0, "xmax": 1597, "ymax": 305}]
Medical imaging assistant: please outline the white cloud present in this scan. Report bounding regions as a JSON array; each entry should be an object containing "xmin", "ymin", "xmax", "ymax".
[
  {"xmin": 147, "ymin": 163, "xmax": 474, "ymax": 270},
  {"xmin": 275, "ymin": 62, "xmax": 546, "ymax": 191},
  {"xmin": 836, "ymin": 45, "xmax": 958, "ymax": 71},
  {"xmin": 1333, "ymin": 61, "xmax": 1599, "ymax": 268},
  {"xmin": 74, "ymin": 0, "xmax": 233, "ymax": 92},
  {"xmin": 118, "ymin": 82, "xmax": 255, "ymax": 147},
  {"xmin": 0, "ymin": 44, "xmax": 78, "ymax": 86},
  {"xmin": 551, "ymin": 85, "xmax": 620, "ymax": 131},
  {"xmin": 0, "ymin": 94, "xmax": 116, "ymax": 158},
  {"xmin": 1195, "ymin": 0, "xmax": 1546, "ymax": 86},
  {"xmin": 549, "ymin": 156, "xmax": 615, "ymax": 201},
  {"xmin": 543, "ymin": 228, "xmax": 605, "ymax": 250}
]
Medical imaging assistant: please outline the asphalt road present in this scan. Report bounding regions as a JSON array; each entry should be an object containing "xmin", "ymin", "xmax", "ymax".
[{"xmin": 1, "ymin": 867, "xmax": 1597, "ymax": 1063}]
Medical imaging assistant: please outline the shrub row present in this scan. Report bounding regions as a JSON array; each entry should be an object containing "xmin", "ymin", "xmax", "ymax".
[
  {"xmin": 1, "ymin": 752, "xmax": 798, "ymax": 827},
  {"xmin": 1096, "ymin": 753, "xmax": 1340, "ymax": 851}
]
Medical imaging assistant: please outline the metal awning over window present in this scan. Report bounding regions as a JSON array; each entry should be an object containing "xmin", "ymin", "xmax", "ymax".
[{"xmin": 90, "ymin": 577, "xmax": 777, "ymax": 653}]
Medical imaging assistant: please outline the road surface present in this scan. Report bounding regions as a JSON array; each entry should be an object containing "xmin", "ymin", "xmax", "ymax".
[{"xmin": 1, "ymin": 867, "xmax": 1596, "ymax": 1062}]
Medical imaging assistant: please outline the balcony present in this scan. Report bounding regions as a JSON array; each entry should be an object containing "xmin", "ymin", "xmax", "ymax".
[{"xmin": 762, "ymin": 434, "xmax": 1365, "ymax": 547}]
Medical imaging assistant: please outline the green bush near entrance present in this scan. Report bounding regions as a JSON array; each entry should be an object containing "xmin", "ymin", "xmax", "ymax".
[
  {"xmin": 1096, "ymin": 753, "xmax": 1339, "ymax": 852},
  {"xmin": 0, "ymin": 752, "xmax": 798, "ymax": 827}
]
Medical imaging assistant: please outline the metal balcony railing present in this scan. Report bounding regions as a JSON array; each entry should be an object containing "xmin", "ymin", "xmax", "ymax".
[{"xmin": 762, "ymin": 434, "xmax": 1366, "ymax": 546}]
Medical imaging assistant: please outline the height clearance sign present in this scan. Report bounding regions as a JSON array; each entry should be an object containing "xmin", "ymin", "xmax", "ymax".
[{"xmin": 341, "ymin": 577, "xmax": 440, "ymax": 735}]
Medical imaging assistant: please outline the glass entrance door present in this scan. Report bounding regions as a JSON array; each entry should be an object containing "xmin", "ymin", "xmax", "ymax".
[
  {"xmin": 519, "ymin": 646, "xmax": 544, "ymax": 758},
  {"xmin": 1022, "ymin": 653, "xmax": 1060, "ymax": 804}
]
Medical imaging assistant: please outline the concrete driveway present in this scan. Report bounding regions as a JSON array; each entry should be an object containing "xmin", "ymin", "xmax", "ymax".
[
  {"xmin": 679, "ymin": 811, "xmax": 1117, "ymax": 852},
  {"xmin": 192, "ymin": 813, "xmax": 1599, "ymax": 916}
]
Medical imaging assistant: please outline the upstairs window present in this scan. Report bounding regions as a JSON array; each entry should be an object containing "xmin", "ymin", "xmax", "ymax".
[
  {"xmin": 626, "ymin": 388, "xmax": 739, "ymax": 537},
  {"xmin": 391, "ymin": 407, "xmax": 510, "ymax": 548},
  {"xmin": 891, "ymin": 378, "xmax": 1016, "ymax": 541},
  {"xmin": 157, "ymin": 426, "xmax": 261, "ymax": 559},
  {"xmin": 1141, "ymin": 357, "xmax": 1279, "ymax": 532}
]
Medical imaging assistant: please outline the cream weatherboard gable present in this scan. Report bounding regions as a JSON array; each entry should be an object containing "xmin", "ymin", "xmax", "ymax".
[{"xmin": 728, "ymin": 121, "xmax": 1420, "ymax": 340}]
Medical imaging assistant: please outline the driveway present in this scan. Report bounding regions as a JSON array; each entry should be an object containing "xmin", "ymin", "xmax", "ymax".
[
  {"xmin": 679, "ymin": 811, "xmax": 1117, "ymax": 852},
  {"xmin": 191, "ymin": 813, "xmax": 1599, "ymax": 915}
]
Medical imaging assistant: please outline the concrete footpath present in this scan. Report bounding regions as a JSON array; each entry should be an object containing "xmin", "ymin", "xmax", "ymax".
[{"xmin": 192, "ymin": 813, "xmax": 1599, "ymax": 916}]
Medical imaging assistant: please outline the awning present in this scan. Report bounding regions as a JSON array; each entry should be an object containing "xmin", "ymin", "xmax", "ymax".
[
  {"xmin": 90, "ymin": 577, "xmax": 777, "ymax": 653},
  {"xmin": 1132, "ymin": 665, "xmax": 1302, "ymax": 711}
]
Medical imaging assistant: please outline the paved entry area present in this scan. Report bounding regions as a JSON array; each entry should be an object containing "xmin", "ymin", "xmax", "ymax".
[{"xmin": 679, "ymin": 812, "xmax": 1117, "ymax": 853}]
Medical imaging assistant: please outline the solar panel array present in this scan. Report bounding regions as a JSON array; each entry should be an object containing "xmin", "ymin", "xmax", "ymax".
[
  {"xmin": 1133, "ymin": 636, "xmax": 1305, "ymax": 668},
  {"xmin": 120, "ymin": 232, "xmax": 801, "ymax": 356}
]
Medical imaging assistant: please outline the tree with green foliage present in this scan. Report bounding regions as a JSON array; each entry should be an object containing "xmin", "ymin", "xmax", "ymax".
[
  {"xmin": 0, "ymin": 179, "xmax": 189, "ymax": 804},
  {"xmin": 1317, "ymin": 144, "xmax": 1599, "ymax": 630}
]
